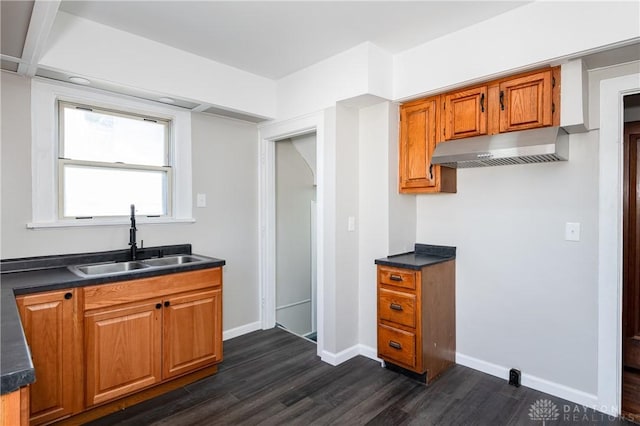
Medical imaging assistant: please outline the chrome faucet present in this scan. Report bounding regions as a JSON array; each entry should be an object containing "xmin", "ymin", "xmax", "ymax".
[{"xmin": 129, "ymin": 204, "xmax": 138, "ymax": 260}]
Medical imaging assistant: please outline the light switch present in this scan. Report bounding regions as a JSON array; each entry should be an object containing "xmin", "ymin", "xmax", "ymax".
[
  {"xmin": 196, "ymin": 193, "xmax": 207, "ymax": 208},
  {"xmin": 565, "ymin": 222, "xmax": 581, "ymax": 241},
  {"xmin": 347, "ymin": 216, "xmax": 355, "ymax": 232}
]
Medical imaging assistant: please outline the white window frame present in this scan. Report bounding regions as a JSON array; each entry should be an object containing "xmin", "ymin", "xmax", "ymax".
[
  {"xmin": 57, "ymin": 101, "xmax": 173, "ymax": 219},
  {"xmin": 29, "ymin": 78, "xmax": 194, "ymax": 228}
]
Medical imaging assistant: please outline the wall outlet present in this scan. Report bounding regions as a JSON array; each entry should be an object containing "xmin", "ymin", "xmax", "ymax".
[
  {"xmin": 509, "ymin": 368, "xmax": 521, "ymax": 387},
  {"xmin": 565, "ymin": 222, "xmax": 581, "ymax": 241}
]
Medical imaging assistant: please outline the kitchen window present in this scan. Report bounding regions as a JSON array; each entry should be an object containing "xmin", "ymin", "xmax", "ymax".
[
  {"xmin": 58, "ymin": 102, "xmax": 172, "ymax": 218},
  {"xmin": 30, "ymin": 79, "xmax": 193, "ymax": 228}
]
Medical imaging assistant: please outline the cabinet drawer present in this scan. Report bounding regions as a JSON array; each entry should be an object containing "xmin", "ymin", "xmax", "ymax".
[
  {"xmin": 84, "ymin": 268, "xmax": 221, "ymax": 311},
  {"xmin": 379, "ymin": 288, "xmax": 416, "ymax": 328},
  {"xmin": 378, "ymin": 267, "xmax": 416, "ymax": 290},
  {"xmin": 378, "ymin": 324, "xmax": 416, "ymax": 369}
]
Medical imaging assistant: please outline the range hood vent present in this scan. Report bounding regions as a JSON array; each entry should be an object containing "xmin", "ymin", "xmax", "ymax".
[{"xmin": 432, "ymin": 126, "xmax": 569, "ymax": 169}]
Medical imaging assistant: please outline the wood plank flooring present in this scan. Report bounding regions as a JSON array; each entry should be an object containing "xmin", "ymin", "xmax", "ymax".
[{"xmin": 86, "ymin": 328, "xmax": 635, "ymax": 425}]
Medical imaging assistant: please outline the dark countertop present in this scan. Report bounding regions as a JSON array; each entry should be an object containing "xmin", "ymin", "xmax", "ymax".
[
  {"xmin": 374, "ymin": 243, "xmax": 456, "ymax": 270},
  {"xmin": 0, "ymin": 245, "xmax": 225, "ymax": 395}
]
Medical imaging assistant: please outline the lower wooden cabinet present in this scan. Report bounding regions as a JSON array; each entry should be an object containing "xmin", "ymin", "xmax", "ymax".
[
  {"xmin": 83, "ymin": 268, "xmax": 223, "ymax": 407},
  {"xmin": 163, "ymin": 288, "xmax": 222, "ymax": 379},
  {"xmin": 15, "ymin": 267, "xmax": 223, "ymax": 424},
  {"xmin": 16, "ymin": 289, "xmax": 81, "ymax": 425},
  {"xmin": 377, "ymin": 262, "xmax": 455, "ymax": 383},
  {"xmin": 0, "ymin": 387, "xmax": 29, "ymax": 426},
  {"xmin": 84, "ymin": 299, "xmax": 162, "ymax": 406}
]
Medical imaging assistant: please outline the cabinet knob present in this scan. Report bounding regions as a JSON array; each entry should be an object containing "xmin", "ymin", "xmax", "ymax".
[
  {"xmin": 389, "ymin": 341, "xmax": 402, "ymax": 350},
  {"xmin": 64, "ymin": 292, "xmax": 73, "ymax": 300},
  {"xmin": 155, "ymin": 303, "xmax": 162, "ymax": 309},
  {"xmin": 164, "ymin": 301, "xmax": 170, "ymax": 307},
  {"xmin": 499, "ymin": 91, "xmax": 505, "ymax": 111},
  {"xmin": 480, "ymin": 93, "xmax": 485, "ymax": 113},
  {"xmin": 390, "ymin": 303, "xmax": 403, "ymax": 311}
]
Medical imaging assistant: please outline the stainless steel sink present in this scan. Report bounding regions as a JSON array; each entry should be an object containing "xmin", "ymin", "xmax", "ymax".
[
  {"xmin": 67, "ymin": 255, "xmax": 208, "ymax": 278},
  {"xmin": 69, "ymin": 261, "xmax": 150, "ymax": 277},
  {"xmin": 141, "ymin": 255, "xmax": 204, "ymax": 267}
]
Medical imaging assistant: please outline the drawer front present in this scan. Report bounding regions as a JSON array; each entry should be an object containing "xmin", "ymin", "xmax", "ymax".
[
  {"xmin": 379, "ymin": 288, "xmax": 416, "ymax": 328},
  {"xmin": 84, "ymin": 268, "xmax": 221, "ymax": 311},
  {"xmin": 378, "ymin": 266, "xmax": 416, "ymax": 290},
  {"xmin": 378, "ymin": 324, "xmax": 416, "ymax": 369}
]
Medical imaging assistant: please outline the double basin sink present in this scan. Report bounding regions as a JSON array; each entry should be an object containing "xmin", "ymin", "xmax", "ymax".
[{"xmin": 68, "ymin": 254, "xmax": 208, "ymax": 278}]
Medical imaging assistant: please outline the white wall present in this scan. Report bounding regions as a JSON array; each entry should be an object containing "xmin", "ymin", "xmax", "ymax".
[
  {"xmin": 589, "ymin": 61, "xmax": 640, "ymax": 128},
  {"xmin": 276, "ymin": 42, "xmax": 393, "ymax": 120},
  {"xmin": 41, "ymin": 12, "xmax": 276, "ymax": 119},
  {"xmin": 357, "ymin": 100, "xmax": 416, "ymax": 353},
  {"xmin": 0, "ymin": 71, "xmax": 260, "ymax": 332},
  {"xmin": 291, "ymin": 133, "xmax": 317, "ymax": 184},
  {"xmin": 394, "ymin": 1, "xmax": 640, "ymax": 101},
  {"xmin": 333, "ymin": 104, "xmax": 360, "ymax": 353},
  {"xmin": 275, "ymin": 139, "xmax": 315, "ymax": 336},
  {"xmin": 416, "ymin": 131, "xmax": 600, "ymax": 398}
]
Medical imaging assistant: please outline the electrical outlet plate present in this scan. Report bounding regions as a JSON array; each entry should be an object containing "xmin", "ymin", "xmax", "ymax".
[{"xmin": 565, "ymin": 222, "xmax": 581, "ymax": 241}]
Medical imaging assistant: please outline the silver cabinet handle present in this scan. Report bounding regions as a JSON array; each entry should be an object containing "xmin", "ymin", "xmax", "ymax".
[{"xmin": 389, "ymin": 341, "xmax": 402, "ymax": 350}]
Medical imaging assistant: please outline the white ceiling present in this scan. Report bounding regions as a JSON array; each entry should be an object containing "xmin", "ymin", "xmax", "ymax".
[{"xmin": 58, "ymin": 1, "xmax": 530, "ymax": 80}]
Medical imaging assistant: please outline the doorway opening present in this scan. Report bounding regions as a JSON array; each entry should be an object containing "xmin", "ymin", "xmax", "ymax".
[
  {"xmin": 274, "ymin": 133, "xmax": 317, "ymax": 342},
  {"xmin": 622, "ymin": 93, "xmax": 640, "ymax": 422}
]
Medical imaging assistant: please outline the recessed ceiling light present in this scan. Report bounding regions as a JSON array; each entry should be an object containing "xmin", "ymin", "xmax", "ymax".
[
  {"xmin": 68, "ymin": 76, "xmax": 91, "ymax": 85},
  {"xmin": 158, "ymin": 97, "xmax": 175, "ymax": 104}
]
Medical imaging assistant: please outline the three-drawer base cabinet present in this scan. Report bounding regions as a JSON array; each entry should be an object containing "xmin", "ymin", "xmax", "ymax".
[{"xmin": 377, "ymin": 260, "xmax": 455, "ymax": 383}]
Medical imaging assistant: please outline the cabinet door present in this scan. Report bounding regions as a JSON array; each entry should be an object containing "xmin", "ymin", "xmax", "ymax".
[
  {"xmin": 85, "ymin": 300, "xmax": 162, "ymax": 406},
  {"xmin": 443, "ymin": 86, "xmax": 488, "ymax": 140},
  {"xmin": 399, "ymin": 98, "xmax": 438, "ymax": 191},
  {"xmin": 499, "ymin": 69, "xmax": 553, "ymax": 132},
  {"xmin": 16, "ymin": 289, "xmax": 76, "ymax": 425},
  {"xmin": 163, "ymin": 289, "xmax": 222, "ymax": 379}
]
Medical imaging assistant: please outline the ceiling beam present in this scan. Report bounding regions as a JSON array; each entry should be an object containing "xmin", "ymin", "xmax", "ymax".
[
  {"xmin": 1, "ymin": 54, "xmax": 24, "ymax": 64},
  {"xmin": 191, "ymin": 104, "xmax": 211, "ymax": 113},
  {"xmin": 17, "ymin": 0, "xmax": 60, "ymax": 77}
]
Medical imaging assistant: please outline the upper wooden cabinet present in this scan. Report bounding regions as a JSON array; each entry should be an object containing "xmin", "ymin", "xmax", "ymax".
[
  {"xmin": 442, "ymin": 85, "xmax": 488, "ymax": 140},
  {"xmin": 439, "ymin": 66, "xmax": 560, "ymax": 142},
  {"xmin": 399, "ymin": 97, "xmax": 456, "ymax": 194},
  {"xmin": 499, "ymin": 69, "xmax": 554, "ymax": 132},
  {"xmin": 16, "ymin": 289, "xmax": 81, "ymax": 425}
]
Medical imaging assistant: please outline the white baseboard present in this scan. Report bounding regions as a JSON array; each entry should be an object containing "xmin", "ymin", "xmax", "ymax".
[
  {"xmin": 223, "ymin": 321, "xmax": 262, "ymax": 341},
  {"xmin": 456, "ymin": 352, "xmax": 598, "ymax": 409},
  {"xmin": 321, "ymin": 345, "xmax": 360, "ymax": 366},
  {"xmin": 321, "ymin": 344, "xmax": 381, "ymax": 366},
  {"xmin": 358, "ymin": 344, "xmax": 382, "ymax": 363}
]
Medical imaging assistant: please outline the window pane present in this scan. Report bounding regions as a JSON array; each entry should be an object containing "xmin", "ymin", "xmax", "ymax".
[
  {"xmin": 61, "ymin": 105, "xmax": 167, "ymax": 166},
  {"xmin": 62, "ymin": 165, "xmax": 167, "ymax": 217}
]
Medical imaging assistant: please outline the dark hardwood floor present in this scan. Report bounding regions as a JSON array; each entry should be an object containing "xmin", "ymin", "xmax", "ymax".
[{"xmin": 86, "ymin": 328, "xmax": 634, "ymax": 425}]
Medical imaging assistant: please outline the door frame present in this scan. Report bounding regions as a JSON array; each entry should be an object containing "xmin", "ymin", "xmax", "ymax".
[
  {"xmin": 258, "ymin": 111, "xmax": 325, "ymax": 358},
  {"xmin": 597, "ymin": 75, "xmax": 640, "ymax": 415}
]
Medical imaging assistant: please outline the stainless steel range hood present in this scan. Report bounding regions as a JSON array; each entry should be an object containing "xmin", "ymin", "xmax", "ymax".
[{"xmin": 431, "ymin": 126, "xmax": 569, "ymax": 168}]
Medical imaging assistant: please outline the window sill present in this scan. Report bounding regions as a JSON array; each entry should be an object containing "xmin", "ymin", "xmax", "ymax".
[{"xmin": 27, "ymin": 217, "xmax": 196, "ymax": 229}]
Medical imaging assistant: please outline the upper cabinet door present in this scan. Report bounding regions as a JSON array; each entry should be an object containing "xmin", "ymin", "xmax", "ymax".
[
  {"xmin": 399, "ymin": 98, "xmax": 438, "ymax": 191},
  {"xmin": 443, "ymin": 86, "xmax": 488, "ymax": 141},
  {"xmin": 499, "ymin": 69, "xmax": 553, "ymax": 133}
]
